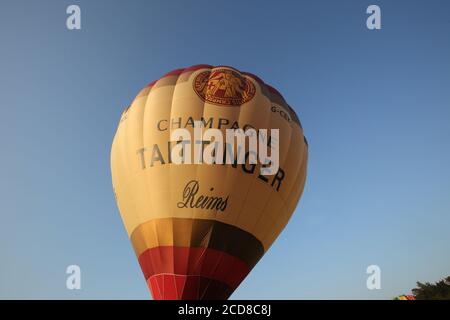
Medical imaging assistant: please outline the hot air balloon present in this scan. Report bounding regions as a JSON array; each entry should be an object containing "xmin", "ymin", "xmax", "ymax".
[
  {"xmin": 396, "ymin": 295, "xmax": 416, "ymax": 300},
  {"xmin": 110, "ymin": 64, "xmax": 308, "ymax": 299}
]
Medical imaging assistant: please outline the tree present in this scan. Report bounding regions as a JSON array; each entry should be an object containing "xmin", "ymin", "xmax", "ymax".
[{"xmin": 411, "ymin": 276, "xmax": 450, "ymax": 300}]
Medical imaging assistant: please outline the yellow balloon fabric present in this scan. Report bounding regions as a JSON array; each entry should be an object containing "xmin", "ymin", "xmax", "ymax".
[{"xmin": 110, "ymin": 65, "xmax": 308, "ymax": 299}]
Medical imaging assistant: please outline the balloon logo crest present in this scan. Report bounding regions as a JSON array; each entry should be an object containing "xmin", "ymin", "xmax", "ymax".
[{"xmin": 193, "ymin": 68, "xmax": 256, "ymax": 106}]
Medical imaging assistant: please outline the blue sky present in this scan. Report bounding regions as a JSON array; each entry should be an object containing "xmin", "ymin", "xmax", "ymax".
[{"xmin": 0, "ymin": 0, "xmax": 449, "ymax": 299}]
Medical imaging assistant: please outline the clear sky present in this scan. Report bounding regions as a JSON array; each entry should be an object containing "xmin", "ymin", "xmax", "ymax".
[{"xmin": 1, "ymin": 0, "xmax": 449, "ymax": 299}]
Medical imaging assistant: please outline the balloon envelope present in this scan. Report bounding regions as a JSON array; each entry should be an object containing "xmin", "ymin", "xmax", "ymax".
[{"xmin": 111, "ymin": 65, "xmax": 308, "ymax": 299}]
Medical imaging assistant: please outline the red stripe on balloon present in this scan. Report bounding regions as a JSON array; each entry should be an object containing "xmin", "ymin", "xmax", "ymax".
[
  {"xmin": 145, "ymin": 65, "xmax": 285, "ymax": 101},
  {"xmin": 138, "ymin": 246, "xmax": 250, "ymax": 290},
  {"xmin": 163, "ymin": 68, "xmax": 186, "ymax": 77},
  {"xmin": 147, "ymin": 274, "xmax": 233, "ymax": 300},
  {"xmin": 242, "ymin": 71, "xmax": 265, "ymax": 85},
  {"xmin": 145, "ymin": 65, "xmax": 212, "ymax": 88},
  {"xmin": 266, "ymin": 84, "xmax": 286, "ymax": 100},
  {"xmin": 145, "ymin": 80, "xmax": 157, "ymax": 88},
  {"xmin": 183, "ymin": 64, "xmax": 213, "ymax": 72}
]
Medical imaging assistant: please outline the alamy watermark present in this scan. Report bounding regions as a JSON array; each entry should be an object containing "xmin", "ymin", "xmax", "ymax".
[
  {"xmin": 366, "ymin": 265, "xmax": 381, "ymax": 290},
  {"xmin": 66, "ymin": 5, "xmax": 81, "ymax": 30},
  {"xmin": 366, "ymin": 5, "xmax": 381, "ymax": 30},
  {"xmin": 137, "ymin": 121, "xmax": 280, "ymax": 176},
  {"xmin": 66, "ymin": 265, "xmax": 81, "ymax": 290}
]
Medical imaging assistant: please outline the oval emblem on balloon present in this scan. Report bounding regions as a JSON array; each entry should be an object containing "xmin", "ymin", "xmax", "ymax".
[{"xmin": 193, "ymin": 68, "xmax": 256, "ymax": 106}]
